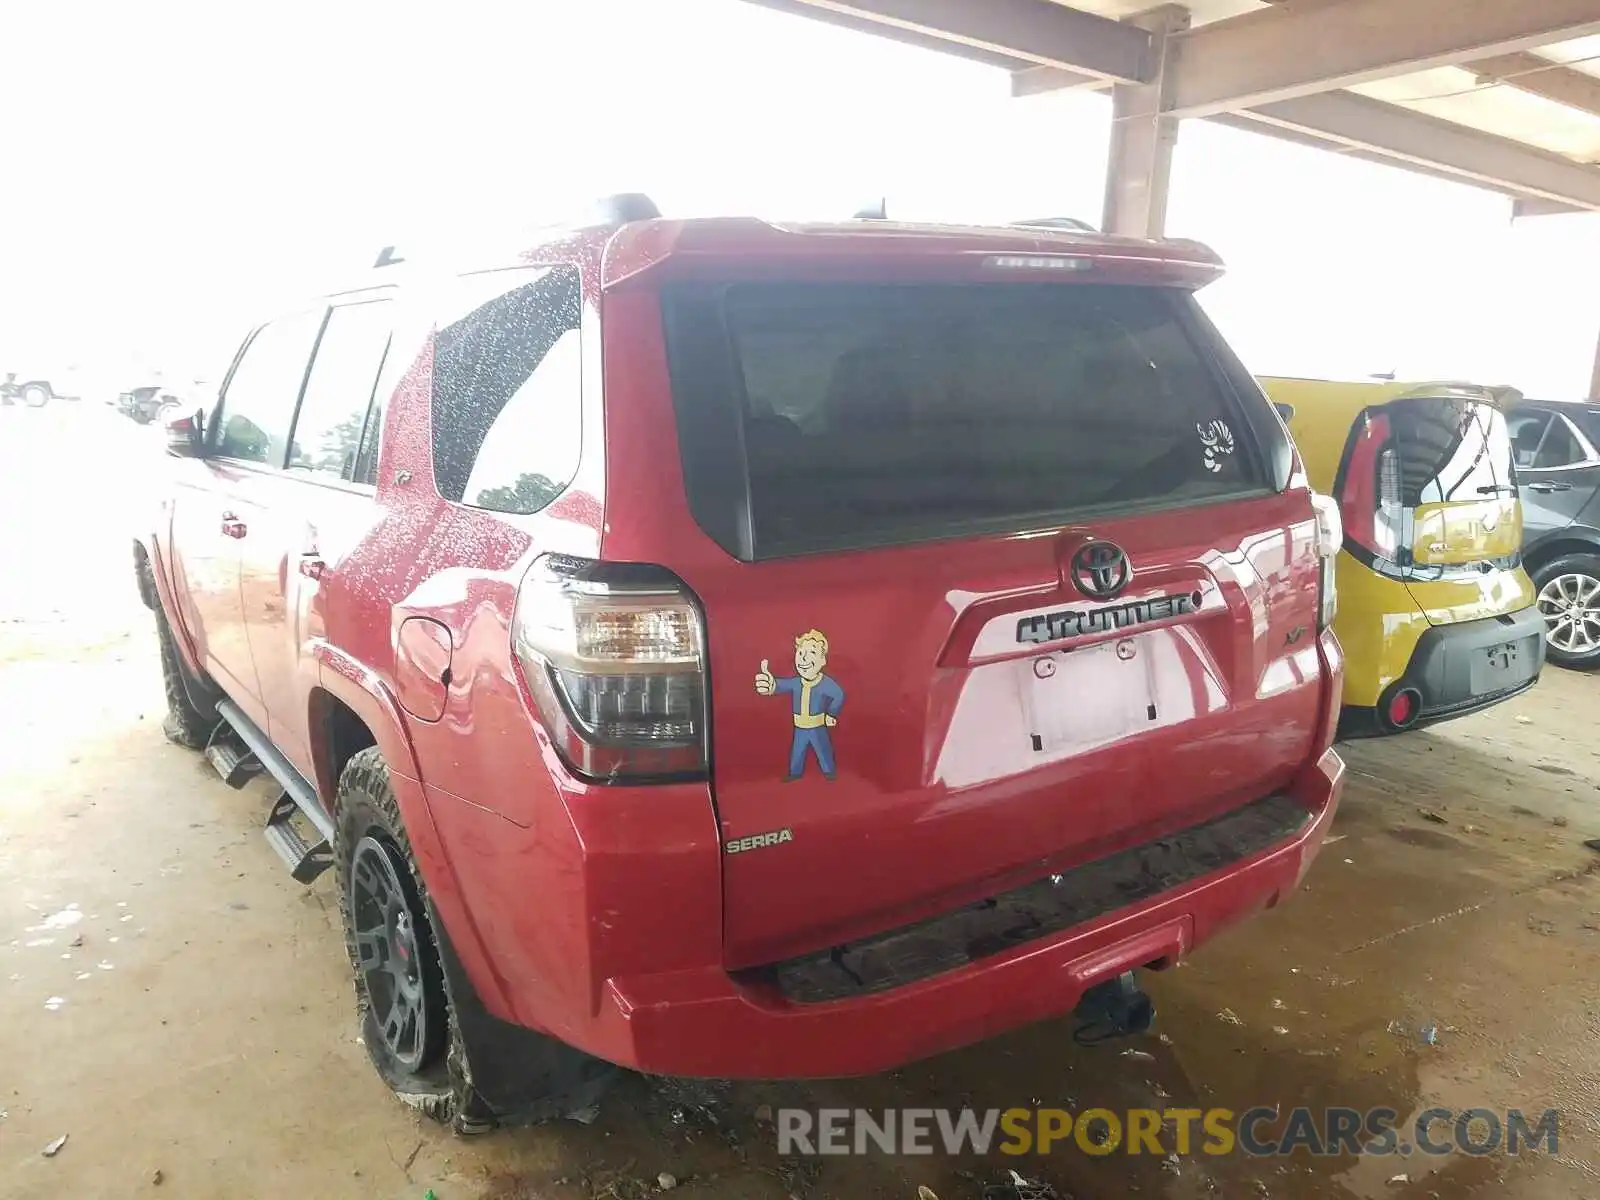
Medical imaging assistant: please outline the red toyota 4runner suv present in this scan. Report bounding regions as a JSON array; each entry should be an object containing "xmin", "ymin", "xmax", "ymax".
[{"xmin": 136, "ymin": 196, "xmax": 1347, "ymax": 1131}]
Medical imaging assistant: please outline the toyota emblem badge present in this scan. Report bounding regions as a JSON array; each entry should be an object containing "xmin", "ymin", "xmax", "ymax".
[{"xmin": 1070, "ymin": 540, "xmax": 1132, "ymax": 601}]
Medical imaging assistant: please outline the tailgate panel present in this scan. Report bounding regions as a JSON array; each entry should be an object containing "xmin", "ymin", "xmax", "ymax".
[{"xmin": 704, "ymin": 494, "xmax": 1326, "ymax": 968}]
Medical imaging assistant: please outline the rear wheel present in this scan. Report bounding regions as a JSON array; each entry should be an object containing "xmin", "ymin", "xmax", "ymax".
[
  {"xmin": 332, "ymin": 747, "xmax": 615, "ymax": 1132},
  {"xmin": 1532, "ymin": 552, "xmax": 1600, "ymax": 670},
  {"xmin": 20, "ymin": 383, "xmax": 50, "ymax": 408},
  {"xmin": 334, "ymin": 749, "xmax": 455, "ymax": 1118}
]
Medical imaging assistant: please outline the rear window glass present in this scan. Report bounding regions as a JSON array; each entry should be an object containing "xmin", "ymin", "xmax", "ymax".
[
  {"xmin": 662, "ymin": 283, "xmax": 1263, "ymax": 558},
  {"xmin": 1569, "ymin": 408, "xmax": 1600, "ymax": 452},
  {"xmin": 431, "ymin": 266, "xmax": 582, "ymax": 514},
  {"xmin": 1388, "ymin": 399, "xmax": 1513, "ymax": 505}
]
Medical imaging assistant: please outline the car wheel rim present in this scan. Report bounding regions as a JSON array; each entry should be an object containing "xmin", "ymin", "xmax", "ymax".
[
  {"xmin": 1537, "ymin": 572, "xmax": 1600, "ymax": 655},
  {"xmin": 349, "ymin": 835, "xmax": 430, "ymax": 1073}
]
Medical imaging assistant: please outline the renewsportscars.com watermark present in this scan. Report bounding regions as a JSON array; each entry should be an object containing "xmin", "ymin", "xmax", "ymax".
[{"xmin": 776, "ymin": 1107, "xmax": 1560, "ymax": 1159}]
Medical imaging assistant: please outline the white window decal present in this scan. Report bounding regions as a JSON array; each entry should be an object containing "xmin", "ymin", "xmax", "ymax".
[{"xmin": 1198, "ymin": 419, "xmax": 1235, "ymax": 473}]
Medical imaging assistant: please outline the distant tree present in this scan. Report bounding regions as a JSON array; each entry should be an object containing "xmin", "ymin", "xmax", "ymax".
[
  {"xmin": 472, "ymin": 471, "xmax": 560, "ymax": 514},
  {"xmin": 291, "ymin": 411, "xmax": 367, "ymax": 475}
]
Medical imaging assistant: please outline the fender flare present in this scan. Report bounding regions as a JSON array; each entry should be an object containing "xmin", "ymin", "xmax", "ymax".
[
  {"xmin": 308, "ymin": 641, "xmax": 424, "ymax": 790},
  {"xmin": 143, "ymin": 533, "xmax": 208, "ymax": 682},
  {"xmin": 1524, "ymin": 523, "xmax": 1600, "ymax": 565},
  {"xmin": 309, "ymin": 642, "xmax": 513, "ymax": 1017}
]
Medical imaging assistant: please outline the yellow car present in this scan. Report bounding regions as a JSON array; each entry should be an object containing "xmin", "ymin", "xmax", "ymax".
[{"xmin": 1262, "ymin": 377, "xmax": 1545, "ymax": 737}]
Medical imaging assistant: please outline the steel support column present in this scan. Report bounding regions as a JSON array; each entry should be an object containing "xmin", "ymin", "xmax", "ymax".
[
  {"xmin": 1591, "ymin": 325, "xmax": 1600, "ymax": 401},
  {"xmin": 1101, "ymin": 6, "xmax": 1189, "ymax": 239}
]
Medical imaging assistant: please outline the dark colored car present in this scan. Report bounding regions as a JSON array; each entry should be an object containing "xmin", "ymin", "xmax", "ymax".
[
  {"xmin": 1507, "ymin": 400, "xmax": 1600, "ymax": 669},
  {"xmin": 118, "ymin": 385, "xmax": 183, "ymax": 424},
  {"xmin": 135, "ymin": 198, "xmax": 1347, "ymax": 1131}
]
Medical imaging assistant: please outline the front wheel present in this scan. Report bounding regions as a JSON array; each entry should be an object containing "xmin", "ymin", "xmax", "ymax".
[
  {"xmin": 20, "ymin": 383, "xmax": 50, "ymax": 408},
  {"xmin": 1532, "ymin": 552, "xmax": 1600, "ymax": 670},
  {"xmin": 155, "ymin": 605, "xmax": 215, "ymax": 748}
]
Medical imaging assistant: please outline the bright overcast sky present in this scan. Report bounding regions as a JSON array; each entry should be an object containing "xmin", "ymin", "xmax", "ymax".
[{"xmin": 3, "ymin": 0, "xmax": 1600, "ymax": 397}]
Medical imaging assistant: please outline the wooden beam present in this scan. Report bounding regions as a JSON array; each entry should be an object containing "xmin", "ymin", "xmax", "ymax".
[
  {"xmin": 1171, "ymin": 0, "xmax": 1600, "ymax": 117},
  {"xmin": 1010, "ymin": 64, "xmax": 1109, "ymax": 97},
  {"xmin": 1512, "ymin": 196, "xmax": 1587, "ymax": 218},
  {"xmin": 741, "ymin": 0, "xmax": 1035, "ymax": 68},
  {"xmin": 741, "ymin": 0, "xmax": 1152, "ymax": 80},
  {"xmin": 1201, "ymin": 111, "xmax": 1531, "ymax": 195},
  {"xmin": 1234, "ymin": 90, "xmax": 1600, "ymax": 210},
  {"xmin": 1468, "ymin": 51, "xmax": 1600, "ymax": 120}
]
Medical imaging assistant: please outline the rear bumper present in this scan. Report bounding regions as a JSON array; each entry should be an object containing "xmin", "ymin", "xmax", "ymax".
[
  {"xmin": 1339, "ymin": 605, "xmax": 1544, "ymax": 738},
  {"xmin": 575, "ymin": 749, "xmax": 1343, "ymax": 1078}
]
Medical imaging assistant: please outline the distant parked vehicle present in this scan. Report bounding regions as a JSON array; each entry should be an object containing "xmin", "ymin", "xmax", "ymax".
[
  {"xmin": 118, "ymin": 386, "xmax": 184, "ymax": 425},
  {"xmin": 1505, "ymin": 398, "xmax": 1600, "ymax": 670},
  {"xmin": 0, "ymin": 368, "xmax": 83, "ymax": 407},
  {"xmin": 1262, "ymin": 376, "xmax": 1544, "ymax": 734}
]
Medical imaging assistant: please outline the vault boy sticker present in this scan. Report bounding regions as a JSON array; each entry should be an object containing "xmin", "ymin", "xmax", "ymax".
[{"xmin": 754, "ymin": 629, "xmax": 846, "ymax": 782}]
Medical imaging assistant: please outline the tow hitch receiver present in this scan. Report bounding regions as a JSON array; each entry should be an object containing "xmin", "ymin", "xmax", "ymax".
[{"xmin": 1072, "ymin": 971, "xmax": 1154, "ymax": 1045}]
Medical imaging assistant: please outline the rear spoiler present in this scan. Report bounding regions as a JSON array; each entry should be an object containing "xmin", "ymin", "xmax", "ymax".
[{"xmin": 1394, "ymin": 382, "xmax": 1523, "ymax": 408}]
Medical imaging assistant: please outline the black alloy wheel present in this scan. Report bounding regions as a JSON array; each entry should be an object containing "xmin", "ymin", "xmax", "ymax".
[{"xmin": 349, "ymin": 834, "xmax": 433, "ymax": 1073}]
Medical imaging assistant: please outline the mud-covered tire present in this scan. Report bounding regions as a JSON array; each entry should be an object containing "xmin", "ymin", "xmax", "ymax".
[
  {"xmin": 332, "ymin": 748, "xmax": 615, "ymax": 1133},
  {"xmin": 333, "ymin": 748, "xmax": 459, "ymax": 1122},
  {"xmin": 156, "ymin": 606, "xmax": 212, "ymax": 749}
]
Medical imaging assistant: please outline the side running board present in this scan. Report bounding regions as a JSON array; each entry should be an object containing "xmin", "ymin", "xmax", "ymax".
[{"xmin": 213, "ymin": 699, "xmax": 336, "ymax": 884}]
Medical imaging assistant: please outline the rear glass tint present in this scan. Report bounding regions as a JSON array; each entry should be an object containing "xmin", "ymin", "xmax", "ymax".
[
  {"xmin": 431, "ymin": 266, "xmax": 582, "ymax": 515},
  {"xmin": 1568, "ymin": 408, "xmax": 1600, "ymax": 452},
  {"xmin": 662, "ymin": 283, "xmax": 1264, "ymax": 558},
  {"xmin": 1387, "ymin": 399, "xmax": 1513, "ymax": 505}
]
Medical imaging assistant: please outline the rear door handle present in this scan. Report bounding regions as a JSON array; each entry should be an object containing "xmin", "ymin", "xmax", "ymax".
[
  {"xmin": 1526, "ymin": 481, "xmax": 1572, "ymax": 493},
  {"xmin": 221, "ymin": 513, "xmax": 248, "ymax": 538}
]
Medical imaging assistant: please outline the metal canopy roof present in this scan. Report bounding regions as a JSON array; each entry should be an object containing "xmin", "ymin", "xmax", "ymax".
[{"xmin": 748, "ymin": 0, "xmax": 1600, "ymax": 213}]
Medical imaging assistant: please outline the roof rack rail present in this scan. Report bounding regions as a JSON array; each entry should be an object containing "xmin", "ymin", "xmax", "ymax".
[
  {"xmin": 578, "ymin": 193, "xmax": 661, "ymax": 225},
  {"xmin": 1011, "ymin": 216, "xmax": 1098, "ymax": 232}
]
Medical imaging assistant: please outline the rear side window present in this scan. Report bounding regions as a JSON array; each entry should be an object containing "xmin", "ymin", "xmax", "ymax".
[
  {"xmin": 1507, "ymin": 411, "xmax": 1552, "ymax": 470},
  {"xmin": 1569, "ymin": 408, "xmax": 1600, "ymax": 451},
  {"xmin": 1387, "ymin": 399, "xmax": 1513, "ymax": 504},
  {"xmin": 662, "ymin": 282, "xmax": 1264, "ymax": 558},
  {"xmin": 1530, "ymin": 416, "xmax": 1585, "ymax": 469},
  {"xmin": 214, "ymin": 309, "xmax": 325, "ymax": 465},
  {"xmin": 431, "ymin": 267, "xmax": 582, "ymax": 514},
  {"xmin": 288, "ymin": 299, "xmax": 393, "ymax": 481}
]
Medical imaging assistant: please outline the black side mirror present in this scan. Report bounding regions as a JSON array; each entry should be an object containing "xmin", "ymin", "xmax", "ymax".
[{"xmin": 165, "ymin": 408, "xmax": 206, "ymax": 458}]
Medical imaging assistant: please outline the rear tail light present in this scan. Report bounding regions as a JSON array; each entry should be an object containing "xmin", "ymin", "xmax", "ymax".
[
  {"xmin": 1338, "ymin": 410, "xmax": 1404, "ymax": 566},
  {"xmin": 512, "ymin": 555, "xmax": 707, "ymax": 783},
  {"xmin": 1310, "ymin": 492, "xmax": 1341, "ymax": 631}
]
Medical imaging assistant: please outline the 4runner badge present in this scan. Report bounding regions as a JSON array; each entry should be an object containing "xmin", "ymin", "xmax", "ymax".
[
  {"xmin": 726, "ymin": 828, "xmax": 795, "ymax": 855},
  {"xmin": 754, "ymin": 629, "xmax": 845, "ymax": 782},
  {"xmin": 1017, "ymin": 592, "xmax": 1200, "ymax": 645}
]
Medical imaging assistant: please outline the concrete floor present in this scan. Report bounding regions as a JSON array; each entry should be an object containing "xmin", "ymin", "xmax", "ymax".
[{"xmin": 2, "ymin": 403, "xmax": 1598, "ymax": 1200}]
